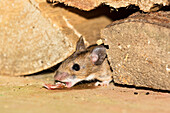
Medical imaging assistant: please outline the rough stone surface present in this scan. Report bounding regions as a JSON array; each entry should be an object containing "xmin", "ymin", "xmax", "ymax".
[
  {"xmin": 0, "ymin": 75, "xmax": 170, "ymax": 113},
  {"xmin": 0, "ymin": 0, "xmax": 111, "ymax": 76},
  {"xmin": 0, "ymin": 0, "xmax": 76, "ymax": 76},
  {"xmin": 49, "ymin": 0, "xmax": 170, "ymax": 12},
  {"xmin": 101, "ymin": 12, "xmax": 170, "ymax": 90}
]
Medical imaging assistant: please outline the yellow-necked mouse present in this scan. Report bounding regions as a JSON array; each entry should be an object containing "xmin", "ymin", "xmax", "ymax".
[{"xmin": 54, "ymin": 37, "xmax": 112, "ymax": 88}]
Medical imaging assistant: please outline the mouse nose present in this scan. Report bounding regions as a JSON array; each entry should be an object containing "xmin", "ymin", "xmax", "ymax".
[{"xmin": 54, "ymin": 71, "xmax": 69, "ymax": 81}]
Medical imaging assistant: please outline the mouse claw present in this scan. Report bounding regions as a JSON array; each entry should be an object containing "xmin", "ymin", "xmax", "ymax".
[{"xmin": 95, "ymin": 81, "xmax": 110, "ymax": 86}]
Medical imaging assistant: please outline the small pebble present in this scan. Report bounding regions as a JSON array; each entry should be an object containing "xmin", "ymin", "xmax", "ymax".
[
  {"xmin": 134, "ymin": 92, "xmax": 138, "ymax": 95},
  {"xmin": 146, "ymin": 92, "xmax": 150, "ymax": 95}
]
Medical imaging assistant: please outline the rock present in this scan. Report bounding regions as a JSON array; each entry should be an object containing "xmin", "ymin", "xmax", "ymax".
[
  {"xmin": 0, "ymin": 0, "xmax": 111, "ymax": 76},
  {"xmin": 101, "ymin": 11, "xmax": 170, "ymax": 90},
  {"xmin": 0, "ymin": 0, "xmax": 77, "ymax": 76},
  {"xmin": 48, "ymin": 0, "xmax": 170, "ymax": 12}
]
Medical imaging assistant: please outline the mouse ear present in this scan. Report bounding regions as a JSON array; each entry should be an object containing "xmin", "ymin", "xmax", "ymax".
[
  {"xmin": 76, "ymin": 36, "xmax": 86, "ymax": 52},
  {"xmin": 90, "ymin": 45, "xmax": 106, "ymax": 65}
]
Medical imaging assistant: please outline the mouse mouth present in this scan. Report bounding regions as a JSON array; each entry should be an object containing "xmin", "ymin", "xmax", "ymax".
[
  {"xmin": 64, "ymin": 82, "xmax": 72, "ymax": 88},
  {"xmin": 55, "ymin": 80, "xmax": 73, "ymax": 88},
  {"xmin": 55, "ymin": 78, "xmax": 82, "ymax": 88}
]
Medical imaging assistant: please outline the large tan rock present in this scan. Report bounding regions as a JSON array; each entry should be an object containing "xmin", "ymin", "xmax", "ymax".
[
  {"xmin": 49, "ymin": 0, "xmax": 169, "ymax": 12},
  {"xmin": 0, "ymin": 0, "xmax": 111, "ymax": 76},
  {"xmin": 101, "ymin": 12, "xmax": 170, "ymax": 90},
  {"xmin": 0, "ymin": 0, "xmax": 77, "ymax": 76}
]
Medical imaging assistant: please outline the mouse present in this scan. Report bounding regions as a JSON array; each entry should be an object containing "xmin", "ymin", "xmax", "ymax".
[{"xmin": 54, "ymin": 37, "xmax": 113, "ymax": 88}]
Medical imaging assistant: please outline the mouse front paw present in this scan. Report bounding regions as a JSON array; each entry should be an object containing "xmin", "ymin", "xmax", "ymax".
[{"xmin": 95, "ymin": 81, "xmax": 110, "ymax": 86}]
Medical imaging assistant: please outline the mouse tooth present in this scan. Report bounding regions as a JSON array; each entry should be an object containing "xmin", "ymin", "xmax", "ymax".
[
  {"xmin": 55, "ymin": 82, "xmax": 59, "ymax": 85},
  {"xmin": 61, "ymin": 83, "xmax": 65, "ymax": 86}
]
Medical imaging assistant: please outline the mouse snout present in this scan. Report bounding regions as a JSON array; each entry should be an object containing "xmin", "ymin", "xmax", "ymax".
[{"xmin": 54, "ymin": 71, "xmax": 69, "ymax": 81}]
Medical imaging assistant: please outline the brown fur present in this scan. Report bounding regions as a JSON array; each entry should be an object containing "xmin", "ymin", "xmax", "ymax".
[
  {"xmin": 57, "ymin": 46, "xmax": 111, "ymax": 80},
  {"xmin": 54, "ymin": 37, "xmax": 112, "ymax": 87}
]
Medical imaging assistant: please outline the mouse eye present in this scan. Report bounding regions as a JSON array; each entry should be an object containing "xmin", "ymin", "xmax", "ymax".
[{"xmin": 72, "ymin": 63, "xmax": 80, "ymax": 71}]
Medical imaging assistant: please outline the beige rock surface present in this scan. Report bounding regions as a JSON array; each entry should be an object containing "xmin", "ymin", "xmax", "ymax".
[
  {"xmin": 49, "ymin": 0, "xmax": 169, "ymax": 12},
  {"xmin": 0, "ymin": 0, "xmax": 77, "ymax": 76},
  {"xmin": 102, "ymin": 12, "xmax": 170, "ymax": 90},
  {"xmin": 0, "ymin": 75, "xmax": 170, "ymax": 113},
  {"xmin": 0, "ymin": 0, "xmax": 111, "ymax": 76}
]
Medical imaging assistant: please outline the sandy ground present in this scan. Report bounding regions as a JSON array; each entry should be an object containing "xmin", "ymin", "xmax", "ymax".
[{"xmin": 0, "ymin": 73, "xmax": 170, "ymax": 113}]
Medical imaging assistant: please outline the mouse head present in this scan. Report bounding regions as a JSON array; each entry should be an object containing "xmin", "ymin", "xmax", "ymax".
[{"xmin": 54, "ymin": 37, "xmax": 107, "ymax": 87}]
